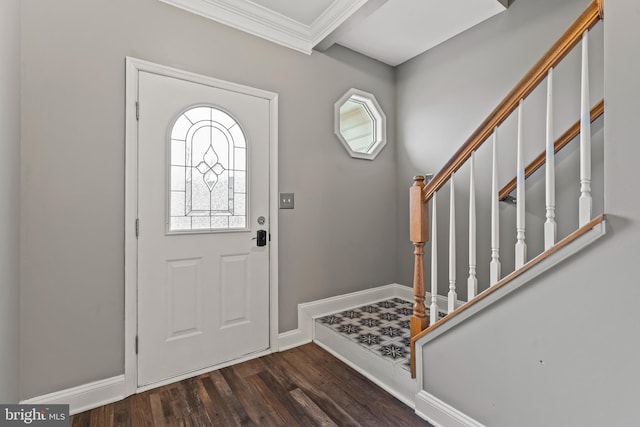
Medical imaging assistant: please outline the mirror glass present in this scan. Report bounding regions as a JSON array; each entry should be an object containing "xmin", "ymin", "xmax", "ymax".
[{"xmin": 339, "ymin": 100, "xmax": 375, "ymax": 154}]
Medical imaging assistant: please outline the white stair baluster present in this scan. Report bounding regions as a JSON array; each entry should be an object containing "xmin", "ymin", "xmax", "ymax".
[
  {"xmin": 545, "ymin": 68, "xmax": 557, "ymax": 250},
  {"xmin": 515, "ymin": 100, "xmax": 527, "ymax": 269},
  {"xmin": 579, "ymin": 30, "xmax": 592, "ymax": 226},
  {"xmin": 490, "ymin": 129, "xmax": 501, "ymax": 285},
  {"xmin": 448, "ymin": 174, "xmax": 457, "ymax": 313},
  {"xmin": 468, "ymin": 152, "xmax": 477, "ymax": 300},
  {"xmin": 430, "ymin": 193, "xmax": 439, "ymax": 324}
]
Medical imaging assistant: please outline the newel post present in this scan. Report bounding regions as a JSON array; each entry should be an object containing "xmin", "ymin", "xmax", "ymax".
[{"xmin": 410, "ymin": 176, "xmax": 429, "ymax": 377}]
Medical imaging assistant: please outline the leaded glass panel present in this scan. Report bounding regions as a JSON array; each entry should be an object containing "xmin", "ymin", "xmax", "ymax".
[{"xmin": 168, "ymin": 106, "xmax": 247, "ymax": 232}]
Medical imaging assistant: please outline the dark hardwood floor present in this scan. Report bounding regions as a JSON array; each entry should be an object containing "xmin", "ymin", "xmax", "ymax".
[{"xmin": 71, "ymin": 343, "xmax": 431, "ymax": 426}]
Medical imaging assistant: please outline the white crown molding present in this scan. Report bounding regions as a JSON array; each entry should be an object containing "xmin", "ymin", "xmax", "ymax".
[{"xmin": 158, "ymin": 0, "xmax": 367, "ymax": 54}]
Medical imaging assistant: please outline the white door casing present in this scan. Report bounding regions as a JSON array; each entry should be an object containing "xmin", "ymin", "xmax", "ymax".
[{"xmin": 124, "ymin": 58, "xmax": 279, "ymax": 394}]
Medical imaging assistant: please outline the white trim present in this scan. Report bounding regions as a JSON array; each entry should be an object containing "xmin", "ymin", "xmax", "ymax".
[
  {"xmin": 20, "ymin": 376, "xmax": 125, "ymax": 416},
  {"xmin": 124, "ymin": 57, "xmax": 139, "ymax": 397},
  {"xmin": 124, "ymin": 57, "xmax": 279, "ymax": 396},
  {"xmin": 268, "ymin": 91, "xmax": 280, "ymax": 353},
  {"xmin": 276, "ymin": 283, "xmax": 461, "ymax": 351},
  {"xmin": 277, "ymin": 329, "xmax": 310, "ymax": 352},
  {"xmin": 415, "ymin": 390, "xmax": 486, "ymax": 427},
  {"xmin": 157, "ymin": 0, "xmax": 367, "ymax": 54}
]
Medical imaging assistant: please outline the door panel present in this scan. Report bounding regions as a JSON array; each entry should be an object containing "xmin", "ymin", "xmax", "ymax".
[
  {"xmin": 137, "ymin": 70, "xmax": 270, "ymax": 387},
  {"xmin": 166, "ymin": 258, "xmax": 202, "ymax": 340},
  {"xmin": 220, "ymin": 254, "xmax": 250, "ymax": 327}
]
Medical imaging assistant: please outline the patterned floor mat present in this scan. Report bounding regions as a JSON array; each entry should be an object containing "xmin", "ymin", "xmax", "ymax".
[{"xmin": 316, "ymin": 298, "xmax": 447, "ymax": 371}]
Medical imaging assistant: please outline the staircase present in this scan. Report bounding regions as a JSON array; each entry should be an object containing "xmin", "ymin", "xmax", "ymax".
[
  {"xmin": 408, "ymin": 0, "xmax": 606, "ymax": 425},
  {"xmin": 313, "ymin": 1, "xmax": 607, "ymax": 425}
]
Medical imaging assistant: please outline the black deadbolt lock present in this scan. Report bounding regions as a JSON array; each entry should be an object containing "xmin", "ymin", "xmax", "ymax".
[{"xmin": 256, "ymin": 230, "xmax": 267, "ymax": 247}]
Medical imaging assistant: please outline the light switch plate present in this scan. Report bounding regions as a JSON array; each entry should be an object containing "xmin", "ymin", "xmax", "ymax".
[{"xmin": 279, "ymin": 193, "xmax": 294, "ymax": 209}]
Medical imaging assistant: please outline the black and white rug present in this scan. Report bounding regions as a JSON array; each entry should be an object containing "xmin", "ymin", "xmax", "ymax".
[{"xmin": 316, "ymin": 298, "xmax": 447, "ymax": 371}]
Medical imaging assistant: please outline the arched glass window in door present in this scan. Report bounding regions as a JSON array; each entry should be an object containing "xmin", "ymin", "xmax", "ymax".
[{"xmin": 168, "ymin": 106, "xmax": 247, "ymax": 232}]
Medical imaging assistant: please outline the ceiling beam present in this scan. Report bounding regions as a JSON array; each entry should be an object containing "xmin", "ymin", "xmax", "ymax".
[{"xmin": 313, "ymin": 0, "xmax": 388, "ymax": 52}]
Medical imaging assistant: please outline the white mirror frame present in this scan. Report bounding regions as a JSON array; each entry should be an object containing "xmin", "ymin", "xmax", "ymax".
[{"xmin": 334, "ymin": 88, "xmax": 387, "ymax": 160}]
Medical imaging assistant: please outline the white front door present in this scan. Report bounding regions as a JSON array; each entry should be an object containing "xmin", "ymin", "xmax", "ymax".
[{"xmin": 136, "ymin": 70, "xmax": 271, "ymax": 387}]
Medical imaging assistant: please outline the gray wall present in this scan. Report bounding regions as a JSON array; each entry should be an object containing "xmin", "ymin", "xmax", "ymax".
[
  {"xmin": 20, "ymin": 0, "xmax": 396, "ymax": 399},
  {"xmin": 0, "ymin": 0, "xmax": 21, "ymax": 404},
  {"xmin": 396, "ymin": 0, "xmax": 603, "ymax": 298},
  {"xmin": 418, "ymin": 0, "xmax": 640, "ymax": 425}
]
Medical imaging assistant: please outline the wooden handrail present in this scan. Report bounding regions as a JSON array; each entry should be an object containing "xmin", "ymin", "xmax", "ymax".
[
  {"xmin": 422, "ymin": 0, "xmax": 604, "ymax": 204},
  {"xmin": 498, "ymin": 99, "xmax": 604, "ymax": 201}
]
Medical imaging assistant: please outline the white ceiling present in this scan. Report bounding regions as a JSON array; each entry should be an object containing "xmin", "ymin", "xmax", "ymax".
[
  {"xmin": 330, "ymin": 0, "xmax": 508, "ymax": 66},
  {"xmin": 159, "ymin": 0, "xmax": 508, "ymax": 66}
]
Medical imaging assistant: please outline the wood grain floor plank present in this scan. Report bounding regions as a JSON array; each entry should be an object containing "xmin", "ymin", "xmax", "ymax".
[
  {"xmin": 177, "ymin": 378, "xmax": 212, "ymax": 426},
  {"xmin": 289, "ymin": 388, "xmax": 339, "ymax": 427},
  {"xmin": 190, "ymin": 378, "xmax": 228, "ymax": 427},
  {"xmin": 267, "ymin": 350, "xmax": 364, "ymax": 426},
  {"xmin": 198, "ymin": 375, "xmax": 245, "ymax": 426},
  {"xmin": 255, "ymin": 369, "xmax": 318, "ymax": 427},
  {"xmin": 169, "ymin": 383, "xmax": 210, "ymax": 426},
  {"xmin": 221, "ymin": 365, "xmax": 282, "ymax": 427},
  {"xmin": 111, "ymin": 397, "xmax": 131, "ymax": 427},
  {"xmin": 129, "ymin": 390, "xmax": 154, "ymax": 427},
  {"xmin": 70, "ymin": 343, "xmax": 432, "ymax": 426},
  {"xmin": 88, "ymin": 405, "xmax": 106, "ymax": 427},
  {"xmin": 303, "ymin": 344, "xmax": 423, "ymax": 425},
  {"xmin": 229, "ymin": 356, "xmax": 267, "ymax": 379},
  {"xmin": 158, "ymin": 390, "xmax": 179, "ymax": 426},
  {"xmin": 245, "ymin": 371, "xmax": 303, "ymax": 427},
  {"xmin": 148, "ymin": 392, "xmax": 168, "ymax": 427},
  {"xmin": 103, "ymin": 405, "xmax": 115, "ymax": 426},
  {"xmin": 281, "ymin": 346, "xmax": 388, "ymax": 427},
  {"xmin": 71, "ymin": 409, "xmax": 90, "ymax": 427},
  {"xmin": 206, "ymin": 370, "xmax": 253, "ymax": 426},
  {"xmin": 260, "ymin": 358, "xmax": 297, "ymax": 390}
]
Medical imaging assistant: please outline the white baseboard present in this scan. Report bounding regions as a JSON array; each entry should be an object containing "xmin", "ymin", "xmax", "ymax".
[
  {"xmin": 20, "ymin": 375, "xmax": 125, "ymax": 416},
  {"xmin": 277, "ymin": 328, "xmax": 310, "ymax": 351},
  {"xmin": 415, "ymin": 390, "xmax": 485, "ymax": 427}
]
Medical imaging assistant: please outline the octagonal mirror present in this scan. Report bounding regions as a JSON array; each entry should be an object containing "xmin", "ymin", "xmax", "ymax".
[{"xmin": 334, "ymin": 88, "xmax": 386, "ymax": 160}]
